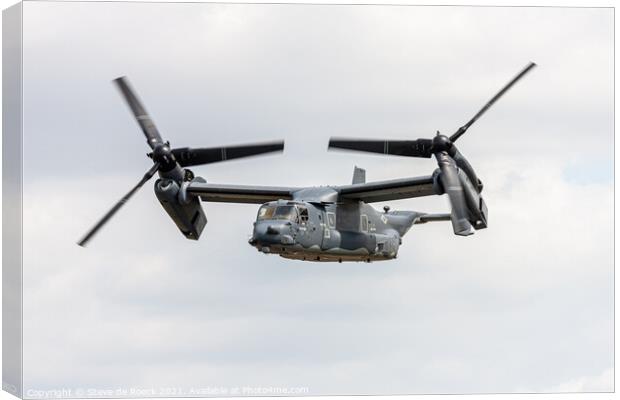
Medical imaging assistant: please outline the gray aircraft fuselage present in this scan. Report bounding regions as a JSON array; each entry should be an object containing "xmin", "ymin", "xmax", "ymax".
[{"xmin": 247, "ymin": 188, "xmax": 421, "ymax": 262}]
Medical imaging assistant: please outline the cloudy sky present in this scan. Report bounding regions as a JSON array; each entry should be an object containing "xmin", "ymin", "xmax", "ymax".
[{"xmin": 19, "ymin": 2, "xmax": 612, "ymax": 396}]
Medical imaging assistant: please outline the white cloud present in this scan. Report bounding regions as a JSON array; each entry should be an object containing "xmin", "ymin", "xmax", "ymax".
[{"xmin": 548, "ymin": 368, "xmax": 613, "ymax": 393}]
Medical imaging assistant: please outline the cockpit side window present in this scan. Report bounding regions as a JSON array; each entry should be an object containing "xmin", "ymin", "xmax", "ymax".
[
  {"xmin": 258, "ymin": 205, "xmax": 300, "ymax": 222},
  {"xmin": 272, "ymin": 205, "xmax": 298, "ymax": 222},
  {"xmin": 298, "ymin": 206, "xmax": 309, "ymax": 224},
  {"xmin": 257, "ymin": 205, "xmax": 276, "ymax": 220}
]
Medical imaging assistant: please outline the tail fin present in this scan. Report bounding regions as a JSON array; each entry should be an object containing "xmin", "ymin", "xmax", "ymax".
[{"xmin": 352, "ymin": 166, "xmax": 366, "ymax": 184}]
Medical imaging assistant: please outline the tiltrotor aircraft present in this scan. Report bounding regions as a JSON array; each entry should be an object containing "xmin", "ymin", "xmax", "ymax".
[{"xmin": 79, "ymin": 62, "xmax": 536, "ymax": 262}]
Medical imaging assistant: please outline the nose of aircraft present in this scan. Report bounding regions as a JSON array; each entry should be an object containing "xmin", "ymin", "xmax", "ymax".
[{"xmin": 249, "ymin": 220, "xmax": 295, "ymax": 247}]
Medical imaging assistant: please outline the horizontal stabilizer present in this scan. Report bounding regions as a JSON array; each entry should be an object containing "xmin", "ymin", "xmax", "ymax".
[{"xmin": 415, "ymin": 213, "xmax": 451, "ymax": 224}]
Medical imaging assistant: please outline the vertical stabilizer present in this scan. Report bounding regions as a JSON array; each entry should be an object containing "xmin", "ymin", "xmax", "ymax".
[{"xmin": 352, "ymin": 166, "xmax": 366, "ymax": 184}]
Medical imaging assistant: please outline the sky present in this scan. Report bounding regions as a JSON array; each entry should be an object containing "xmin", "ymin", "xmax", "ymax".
[{"xmin": 17, "ymin": 2, "xmax": 613, "ymax": 396}]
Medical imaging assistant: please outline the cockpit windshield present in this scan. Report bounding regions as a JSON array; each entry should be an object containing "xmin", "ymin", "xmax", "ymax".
[{"xmin": 257, "ymin": 205, "xmax": 298, "ymax": 222}]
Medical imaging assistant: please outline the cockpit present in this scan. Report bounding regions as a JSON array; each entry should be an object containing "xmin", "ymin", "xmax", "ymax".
[
  {"xmin": 250, "ymin": 202, "xmax": 311, "ymax": 251},
  {"xmin": 256, "ymin": 203, "xmax": 310, "ymax": 224},
  {"xmin": 257, "ymin": 205, "xmax": 299, "ymax": 222}
]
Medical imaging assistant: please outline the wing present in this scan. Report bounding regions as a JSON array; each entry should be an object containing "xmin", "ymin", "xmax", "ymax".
[
  {"xmin": 336, "ymin": 175, "xmax": 436, "ymax": 203},
  {"xmin": 186, "ymin": 182, "xmax": 298, "ymax": 204}
]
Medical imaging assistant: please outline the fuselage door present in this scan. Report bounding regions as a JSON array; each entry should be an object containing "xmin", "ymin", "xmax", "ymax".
[
  {"xmin": 360, "ymin": 214, "xmax": 369, "ymax": 233},
  {"xmin": 296, "ymin": 203, "xmax": 325, "ymax": 249},
  {"xmin": 321, "ymin": 210, "xmax": 337, "ymax": 248}
]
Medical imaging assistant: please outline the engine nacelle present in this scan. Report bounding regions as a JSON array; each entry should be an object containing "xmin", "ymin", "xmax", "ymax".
[
  {"xmin": 432, "ymin": 168, "xmax": 488, "ymax": 231},
  {"xmin": 154, "ymin": 178, "xmax": 207, "ymax": 240},
  {"xmin": 458, "ymin": 169, "xmax": 488, "ymax": 230}
]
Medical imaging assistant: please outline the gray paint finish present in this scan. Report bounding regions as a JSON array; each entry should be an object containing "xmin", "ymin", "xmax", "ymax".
[{"xmin": 181, "ymin": 169, "xmax": 465, "ymax": 262}]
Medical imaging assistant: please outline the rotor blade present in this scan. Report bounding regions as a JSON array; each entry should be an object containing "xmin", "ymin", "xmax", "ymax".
[
  {"xmin": 113, "ymin": 77, "xmax": 164, "ymax": 149},
  {"xmin": 435, "ymin": 152, "xmax": 473, "ymax": 236},
  {"xmin": 171, "ymin": 140, "xmax": 285, "ymax": 167},
  {"xmin": 450, "ymin": 62, "xmax": 537, "ymax": 142},
  {"xmin": 328, "ymin": 138, "xmax": 433, "ymax": 158},
  {"xmin": 77, "ymin": 163, "xmax": 160, "ymax": 247}
]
